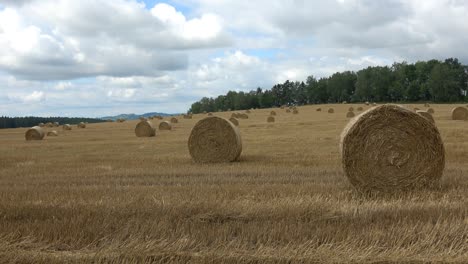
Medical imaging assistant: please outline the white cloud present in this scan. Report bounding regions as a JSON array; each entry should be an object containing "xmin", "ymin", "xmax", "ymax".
[{"xmin": 8, "ymin": 90, "xmax": 45, "ymax": 103}]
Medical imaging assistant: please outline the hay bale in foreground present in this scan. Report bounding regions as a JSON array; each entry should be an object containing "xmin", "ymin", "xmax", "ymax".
[
  {"xmin": 270, "ymin": 111, "xmax": 276, "ymax": 116},
  {"xmin": 47, "ymin": 131, "xmax": 58, "ymax": 137},
  {"xmin": 416, "ymin": 110, "xmax": 435, "ymax": 124},
  {"xmin": 188, "ymin": 116, "xmax": 242, "ymax": 163},
  {"xmin": 346, "ymin": 111, "xmax": 355, "ymax": 118},
  {"xmin": 328, "ymin": 108, "xmax": 334, "ymax": 113},
  {"xmin": 135, "ymin": 120, "xmax": 156, "ymax": 137},
  {"xmin": 229, "ymin": 117, "xmax": 239, "ymax": 126},
  {"xmin": 427, "ymin": 108, "xmax": 435, "ymax": 114},
  {"xmin": 63, "ymin": 124, "xmax": 72, "ymax": 130},
  {"xmin": 25, "ymin": 126, "xmax": 45, "ymax": 141},
  {"xmin": 340, "ymin": 104, "xmax": 445, "ymax": 193},
  {"xmin": 357, "ymin": 107, "xmax": 364, "ymax": 111},
  {"xmin": 267, "ymin": 116, "xmax": 275, "ymax": 123},
  {"xmin": 170, "ymin": 117, "xmax": 178, "ymax": 123},
  {"xmin": 451, "ymin": 107, "xmax": 468, "ymax": 120},
  {"xmin": 159, "ymin": 121, "xmax": 172, "ymax": 130},
  {"xmin": 77, "ymin": 122, "xmax": 86, "ymax": 128}
]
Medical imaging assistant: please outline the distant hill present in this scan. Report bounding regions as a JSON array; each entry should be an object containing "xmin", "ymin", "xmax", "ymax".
[{"xmin": 100, "ymin": 112, "xmax": 177, "ymax": 121}]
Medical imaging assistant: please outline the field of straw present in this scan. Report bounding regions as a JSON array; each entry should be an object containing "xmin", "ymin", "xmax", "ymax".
[{"xmin": 0, "ymin": 104, "xmax": 467, "ymax": 263}]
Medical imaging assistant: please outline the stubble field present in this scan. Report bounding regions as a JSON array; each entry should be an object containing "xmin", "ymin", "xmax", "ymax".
[{"xmin": 0, "ymin": 103, "xmax": 467, "ymax": 263}]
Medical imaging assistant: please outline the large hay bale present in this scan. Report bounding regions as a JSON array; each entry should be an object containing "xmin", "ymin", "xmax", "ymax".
[
  {"xmin": 348, "ymin": 107, "xmax": 354, "ymax": 112},
  {"xmin": 47, "ymin": 131, "xmax": 58, "ymax": 137},
  {"xmin": 316, "ymin": 108, "xmax": 322, "ymax": 112},
  {"xmin": 159, "ymin": 121, "xmax": 172, "ymax": 130},
  {"xmin": 238, "ymin": 113, "xmax": 249, "ymax": 119},
  {"xmin": 270, "ymin": 111, "xmax": 276, "ymax": 116},
  {"xmin": 63, "ymin": 124, "xmax": 72, "ymax": 130},
  {"xmin": 340, "ymin": 104, "xmax": 445, "ymax": 193},
  {"xmin": 267, "ymin": 116, "xmax": 275, "ymax": 123},
  {"xmin": 188, "ymin": 116, "xmax": 242, "ymax": 163},
  {"xmin": 427, "ymin": 108, "xmax": 435, "ymax": 114},
  {"xmin": 135, "ymin": 120, "xmax": 156, "ymax": 137},
  {"xmin": 170, "ymin": 117, "xmax": 178, "ymax": 123},
  {"xmin": 346, "ymin": 111, "xmax": 355, "ymax": 118},
  {"xmin": 451, "ymin": 107, "xmax": 468, "ymax": 120},
  {"xmin": 229, "ymin": 117, "xmax": 239, "ymax": 126},
  {"xmin": 416, "ymin": 110, "xmax": 435, "ymax": 124},
  {"xmin": 328, "ymin": 108, "xmax": 334, "ymax": 113},
  {"xmin": 293, "ymin": 109, "xmax": 299, "ymax": 114},
  {"xmin": 25, "ymin": 126, "xmax": 45, "ymax": 141},
  {"xmin": 357, "ymin": 107, "xmax": 364, "ymax": 111},
  {"xmin": 77, "ymin": 122, "xmax": 86, "ymax": 128}
]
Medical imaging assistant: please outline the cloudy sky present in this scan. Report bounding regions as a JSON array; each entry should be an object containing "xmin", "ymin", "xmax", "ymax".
[{"xmin": 0, "ymin": 0, "xmax": 467, "ymax": 117}]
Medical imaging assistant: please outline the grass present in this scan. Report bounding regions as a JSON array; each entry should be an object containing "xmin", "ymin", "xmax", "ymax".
[{"xmin": 0, "ymin": 104, "xmax": 467, "ymax": 263}]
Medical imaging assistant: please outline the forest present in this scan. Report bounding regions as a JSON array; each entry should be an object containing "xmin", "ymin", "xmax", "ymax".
[
  {"xmin": 189, "ymin": 58, "xmax": 468, "ymax": 113},
  {"xmin": 0, "ymin": 116, "xmax": 104, "ymax": 129}
]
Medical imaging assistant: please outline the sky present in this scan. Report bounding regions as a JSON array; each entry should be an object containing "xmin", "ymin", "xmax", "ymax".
[{"xmin": 0, "ymin": 0, "xmax": 467, "ymax": 117}]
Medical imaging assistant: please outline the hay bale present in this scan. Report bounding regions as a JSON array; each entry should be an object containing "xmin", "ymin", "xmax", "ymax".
[
  {"xmin": 38, "ymin": 123, "xmax": 45, "ymax": 127},
  {"xmin": 139, "ymin": 117, "xmax": 147, "ymax": 121},
  {"xmin": 229, "ymin": 117, "xmax": 239, "ymax": 126},
  {"xmin": 270, "ymin": 111, "xmax": 276, "ymax": 116},
  {"xmin": 77, "ymin": 122, "xmax": 86, "ymax": 128},
  {"xmin": 53, "ymin": 122, "xmax": 59, "ymax": 127},
  {"xmin": 25, "ymin": 126, "xmax": 45, "ymax": 141},
  {"xmin": 207, "ymin": 112, "xmax": 213, "ymax": 116},
  {"xmin": 170, "ymin": 117, "xmax": 178, "ymax": 123},
  {"xmin": 372, "ymin": 103, "xmax": 377, "ymax": 106},
  {"xmin": 47, "ymin": 131, "xmax": 58, "ymax": 137},
  {"xmin": 280, "ymin": 106, "xmax": 285, "ymax": 109},
  {"xmin": 293, "ymin": 109, "xmax": 299, "ymax": 114},
  {"xmin": 135, "ymin": 120, "xmax": 156, "ymax": 137},
  {"xmin": 267, "ymin": 116, "xmax": 275, "ymax": 123},
  {"xmin": 46, "ymin": 122, "xmax": 54, "ymax": 128},
  {"xmin": 340, "ymin": 104, "xmax": 445, "ymax": 193},
  {"xmin": 316, "ymin": 108, "xmax": 322, "ymax": 112},
  {"xmin": 328, "ymin": 108, "xmax": 334, "ymax": 113},
  {"xmin": 357, "ymin": 107, "xmax": 364, "ymax": 111},
  {"xmin": 245, "ymin": 110, "xmax": 251, "ymax": 114},
  {"xmin": 346, "ymin": 111, "xmax": 355, "ymax": 118},
  {"xmin": 342, "ymin": 101, "xmax": 347, "ymax": 104},
  {"xmin": 238, "ymin": 113, "xmax": 249, "ymax": 119},
  {"xmin": 63, "ymin": 124, "xmax": 72, "ymax": 130},
  {"xmin": 416, "ymin": 110, "xmax": 435, "ymax": 124},
  {"xmin": 183, "ymin": 114, "xmax": 192, "ymax": 119},
  {"xmin": 451, "ymin": 107, "xmax": 468, "ymax": 120},
  {"xmin": 117, "ymin": 118, "xmax": 126, "ymax": 123},
  {"xmin": 365, "ymin": 101, "xmax": 370, "ymax": 106},
  {"xmin": 286, "ymin": 109, "xmax": 291, "ymax": 113},
  {"xmin": 414, "ymin": 107, "xmax": 420, "ymax": 112},
  {"xmin": 348, "ymin": 107, "xmax": 354, "ymax": 112},
  {"xmin": 424, "ymin": 103, "xmax": 430, "ymax": 107},
  {"xmin": 188, "ymin": 116, "xmax": 242, "ymax": 163},
  {"xmin": 427, "ymin": 108, "xmax": 435, "ymax": 114},
  {"xmin": 159, "ymin": 121, "xmax": 172, "ymax": 130}
]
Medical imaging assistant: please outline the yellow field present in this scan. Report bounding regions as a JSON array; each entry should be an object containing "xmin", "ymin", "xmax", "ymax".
[{"xmin": 0, "ymin": 104, "xmax": 467, "ymax": 263}]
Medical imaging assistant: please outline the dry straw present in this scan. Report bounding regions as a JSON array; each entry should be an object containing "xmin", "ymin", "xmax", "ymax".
[
  {"xmin": 46, "ymin": 122, "xmax": 54, "ymax": 128},
  {"xmin": 267, "ymin": 116, "xmax": 275, "ymax": 123},
  {"xmin": 47, "ymin": 131, "xmax": 58, "ymax": 137},
  {"xmin": 229, "ymin": 117, "xmax": 239, "ymax": 126},
  {"xmin": 270, "ymin": 111, "xmax": 277, "ymax": 116},
  {"xmin": 139, "ymin": 117, "xmax": 147, "ymax": 121},
  {"xmin": 238, "ymin": 113, "xmax": 249, "ymax": 119},
  {"xmin": 231, "ymin": 113, "xmax": 238, "ymax": 119},
  {"xmin": 414, "ymin": 107, "xmax": 420, "ymax": 112},
  {"xmin": 38, "ymin": 123, "xmax": 45, "ymax": 127},
  {"xmin": 188, "ymin": 116, "xmax": 242, "ymax": 163},
  {"xmin": 451, "ymin": 106, "xmax": 468, "ymax": 120},
  {"xmin": 340, "ymin": 104, "xmax": 445, "ymax": 193},
  {"xmin": 328, "ymin": 108, "xmax": 335, "ymax": 113},
  {"xmin": 25, "ymin": 126, "xmax": 45, "ymax": 141},
  {"xmin": 316, "ymin": 108, "xmax": 322, "ymax": 112},
  {"xmin": 208, "ymin": 112, "xmax": 213, "ymax": 116},
  {"xmin": 348, "ymin": 107, "xmax": 354, "ymax": 112},
  {"xmin": 53, "ymin": 122, "xmax": 59, "ymax": 127},
  {"xmin": 293, "ymin": 109, "xmax": 299, "ymax": 114},
  {"xmin": 170, "ymin": 117, "xmax": 179, "ymax": 123},
  {"xmin": 427, "ymin": 108, "xmax": 435, "ymax": 114},
  {"xmin": 286, "ymin": 109, "xmax": 291, "ymax": 113},
  {"xmin": 346, "ymin": 111, "xmax": 355, "ymax": 118},
  {"xmin": 357, "ymin": 107, "xmax": 364, "ymax": 111},
  {"xmin": 77, "ymin": 122, "xmax": 86, "ymax": 128},
  {"xmin": 416, "ymin": 110, "xmax": 435, "ymax": 124},
  {"xmin": 365, "ymin": 101, "xmax": 370, "ymax": 106},
  {"xmin": 135, "ymin": 120, "xmax": 156, "ymax": 137},
  {"xmin": 245, "ymin": 110, "xmax": 251, "ymax": 114},
  {"xmin": 63, "ymin": 124, "xmax": 72, "ymax": 130},
  {"xmin": 159, "ymin": 121, "xmax": 172, "ymax": 130}
]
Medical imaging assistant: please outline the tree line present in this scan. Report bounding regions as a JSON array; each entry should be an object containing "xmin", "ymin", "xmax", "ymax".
[
  {"xmin": 189, "ymin": 58, "xmax": 468, "ymax": 113},
  {"xmin": 0, "ymin": 116, "xmax": 104, "ymax": 129}
]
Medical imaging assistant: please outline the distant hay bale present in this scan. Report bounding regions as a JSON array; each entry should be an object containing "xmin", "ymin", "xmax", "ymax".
[
  {"xmin": 47, "ymin": 131, "xmax": 58, "ymax": 137},
  {"xmin": 316, "ymin": 108, "xmax": 322, "ymax": 112},
  {"xmin": 207, "ymin": 112, "xmax": 213, "ymax": 116},
  {"xmin": 292, "ymin": 106, "xmax": 297, "ymax": 110},
  {"xmin": 117, "ymin": 118, "xmax": 126, "ymax": 123},
  {"xmin": 38, "ymin": 123, "xmax": 45, "ymax": 127},
  {"xmin": 267, "ymin": 116, "xmax": 275, "ymax": 123},
  {"xmin": 77, "ymin": 122, "xmax": 86, "ymax": 128},
  {"xmin": 183, "ymin": 114, "xmax": 192, "ymax": 119},
  {"xmin": 270, "ymin": 111, "xmax": 276, "ymax": 116},
  {"xmin": 357, "ymin": 107, "xmax": 364, "ymax": 111},
  {"xmin": 340, "ymin": 104, "xmax": 445, "ymax": 193},
  {"xmin": 348, "ymin": 107, "xmax": 354, "ymax": 112},
  {"xmin": 427, "ymin": 108, "xmax": 435, "ymax": 114},
  {"xmin": 346, "ymin": 111, "xmax": 355, "ymax": 118},
  {"xmin": 451, "ymin": 106, "xmax": 468, "ymax": 120},
  {"xmin": 328, "ymin": 108, "xmax": 334, "ymax": 113},
  {"xmin": 424, "ymin": 103, "xmax": 430, "ymax": 107},
  {"xmin": 372, "ymin": 103, "xmax": 377, "ymax": 106},
  {"xmin": 135, "ymin": 120, "xmax": 156, "ymax": 137},
  {"xmin": 238, "ymin": 113, "xmax": 249, "ymax": 119},
  {"xmin": 46, "ymin": 122, "xmax": 54, "ymax": 128},
  {"xmin": 188, "ymin": 116, "xmax": 242, "ymax": 163},
  {"xmin": 159, "ymin": 121, "xmax": 172, "ymax": 130},
  {"xmin": 229, "ymin": 117, "xmax": 239, "ymax": 126},
  {"xmin": 365, "ymin": 102, "xmax": 370, "ymax": 106},
  {"xmin": 416, "ymin": 110, "xmax": 435, "ymax": 124},
  {"xmin": 63, "ymin": 124, "xmax": 72, "ymax": 130},
  {"xmin": 286, "ymin": 109, "xmax": 291, "ymax": 113},
  {"xmin": 293, "ymin": 109, "xmax": 299, "ymax": 114},
  {"xmin": 53, "ymin": 122, "xmax": 59, "ymax": 127},
  {"xmin": 245, "ymin": 110, "xmax": 251, "ymax": 114},
  {"xmin": 342, "ymin": 101, "xmax": 347, "ymax": 104},
  {"xmin": 25, "ymin": 126, "xmax": 45, "ymax": 141},
  {"xmin": 139, "ymin": 117, "xmax": 147, "ymax": 121},
  {"xmin": 170, "ymin": 117, "xmax": 178, "ymax": 123},
  {"xmin": 280, "ymin": 105, "xmax": 285, "ymax": 109}
]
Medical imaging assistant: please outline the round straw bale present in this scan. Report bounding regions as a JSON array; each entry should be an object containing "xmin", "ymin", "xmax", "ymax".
[
  {"xmin": 365, "ymin": 102, "xmax": 370, "ymax": 106},
  {"xmin": 77, "ymin": 122, "xmax": 86, "ymax": 128},
  {"xmin": 159, "ymin": 121, "xmax": 172, "ymax": 130},
  {"xmin": 348, "ymin": 107, "xmax": 354, "ymax": 112},
  {"xmin": 38, "ymin": 123, "xmax": 45, "ymax": 127},
  {"xmin": 63, "ymin": 124, "xmax": 72, "ymax": 130},
  {"xmin": 238, "ymin": 113, "xmax": 249, "ymax": 119},
  {"xmin": 46, "ymin": 122, "xmax": 54, "ymax": 128},
  {"xmin": 292, "ymin": 106, "xmax": 297, "ymax": 111},
  {"xmin": 267, "ymin": 116, "xmax": 275, "ymax": 123},
  {"xmin": 427, "ymin": 108, "xmax": 434, "ymax": 114},
  {"xmin": 245, "ymin": 110, "xmax": 251, "ymax": 114},
  {"xmin": 135, "ymin": 120, "xmax": 156, "ymax": 137},
  {"xmin": 47, "ymin": 131, "xmax": 58, "ymax": 137},
  {"xmin": 25, "ymin": 126, "xmax": 45, "ymax": 141},
  {"xmin": 207, "ymin": 112, "xmax": 213, "ymax": 116},
  {"xmin": 188, "ymin": 116, "xmax": 242, "ymax": 163},
  {"xmin": 416, "ymin": 110, "xmax": 435, "ymax": 124},
  {"xmin": 270, "ymin": 111, "xmax": 276, "ymax": 116},
  {"xmin": 229, "ymin": 117, "xmax": 239, "ymax": 126},
  {"xmin": 346, "ymin": 111, "xmax": 355, "ymax": 118},
  {"xmin": 316, "ymin": 108, "xmax": 322, "ymax": 112},
  {"xmin": 372, "ymin": 103, "xmax": 377, "ymax": 106},
  {"xmin": 451, "ymin": 106, "xmax": 468, "ymax": 120},
  {"xmin": 230, "ymin": 113, "xmax": 238, "ymax": 119},
  {"xmin": 286, "ymin": 109, "xmax": 291, "ymax": 113},
  {"xmin": 342, "ymin": 101, "xmax": 347, "ymax": 104},
  {"xmin": 293, "ymin": 109, "xmax": 299, "ymax": 114},
  {"xmin": 424, "ymin": 103, "xmax": 430, "ymax": 107},
  {"xmin": 170, "ymin": 117, "xmax": 178, "ymax": 123},
  {"xmin": 328, "ymin": 108, "xmax": 334, "ymax": 113},
  {"xmin": 414, "ymin": 107, "xmax": 420, "ymax": 112},
  {"xmin": 53, "ymin": 122, "xmax": 59, "ymax": 127},
  {"xmin": 139, "ymin": 117, "xmax": 147, "ymax": 121},
  {"xmin": 340, "ymin": 104, "xmax": 445, "ymax": 193},
  {"xmin": 357, "ymin": 107, "xmax": 364, "ymax": 111}
]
